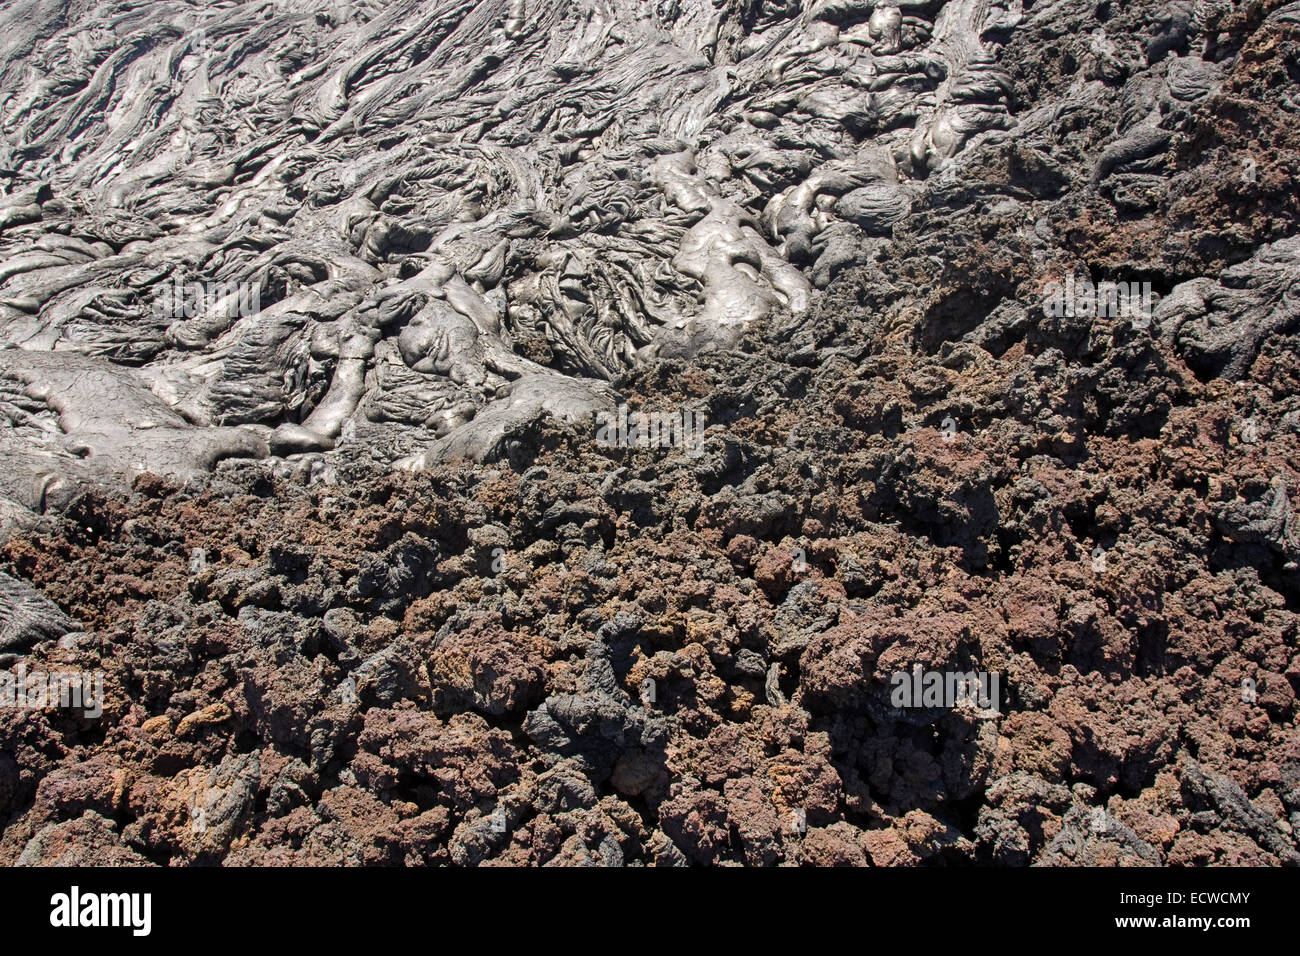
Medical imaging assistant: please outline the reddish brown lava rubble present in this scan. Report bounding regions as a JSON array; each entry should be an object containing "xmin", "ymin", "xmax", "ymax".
[{"xmin": 2, "ymin": 0, "xmax": 1300, "ymax": 866}]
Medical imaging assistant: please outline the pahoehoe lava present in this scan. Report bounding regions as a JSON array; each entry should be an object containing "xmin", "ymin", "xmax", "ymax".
[{"xmin": 0, "ymin": 0, "xmax": 1298, "ymax": 866}]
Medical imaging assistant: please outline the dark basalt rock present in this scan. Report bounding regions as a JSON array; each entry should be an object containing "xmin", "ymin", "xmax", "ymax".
[
  {"xmin": 0, "ymin": 0, "xmax": 1298, "ymax": 868},
  {"xmin": 0, "ymin": 570, "xmax": 80, "ymax": 653}
]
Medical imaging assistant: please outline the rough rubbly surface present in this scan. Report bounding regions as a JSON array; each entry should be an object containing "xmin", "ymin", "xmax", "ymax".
[{"xmin": 1, "ymin": 0, "xmax": 1299, "ymax": 865}]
